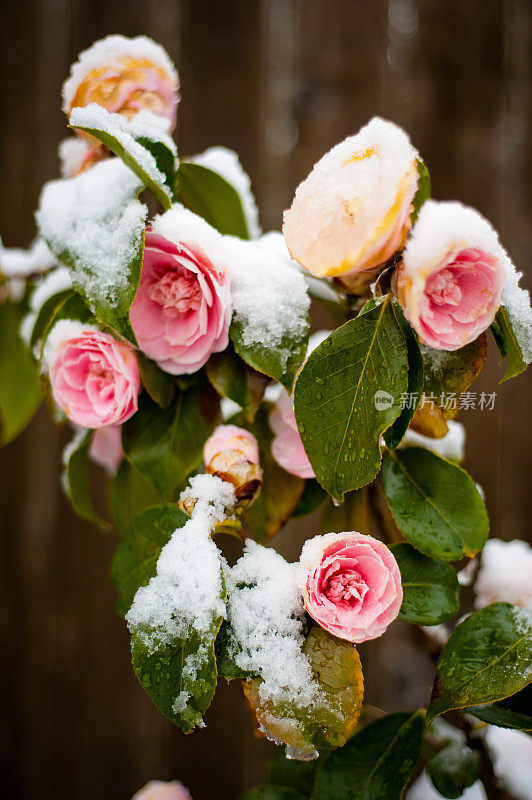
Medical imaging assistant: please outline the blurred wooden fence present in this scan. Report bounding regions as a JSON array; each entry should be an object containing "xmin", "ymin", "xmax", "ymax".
[{"xmin": 1, "ymin": 1, "xmax": 531, "ymax": 798}]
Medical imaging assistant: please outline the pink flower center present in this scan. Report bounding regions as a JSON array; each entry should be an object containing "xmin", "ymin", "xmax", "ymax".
[
  {"xmin": 324, "ymin": 566, "xmax": 368, "ymax": 605},
  {"xmin": 148, "ymin": 270, "xmax": 202, "ymax": 318},
  {"xmin": 426, "ymin": 268, "xmax": 462, "ymax": 307}
]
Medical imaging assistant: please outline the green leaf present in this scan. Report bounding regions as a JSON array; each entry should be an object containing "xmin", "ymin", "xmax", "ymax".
[
  {"xmin": 138, "ymin": 352, "xmax": 176, "ymax": 408},
  {"xmin": 411, "ymin": 159, "xmax": 431, "ymax": 224},
  {"xmin": 294, "ymin": 296, "xmax": 409, "ymax": 502},
  {"xmin": 420, "ymin": 335, "xmax": 487, "ymax": 418},
  {"xmin": 206, "ymin": 347, "xmax": 268, "ymax": 422},
  {"xmin": 233, "ymin": 404, "xmax": 305, "ymax": 543},
  {"xmin": 110, "ymin": 458, "xmax": 164, "ymax": 535},
  {"xmin": 230, "ymin": 317, "xmax": 309, "ymax": 393},
  {"xmin": 61, "ymin": 429, "xmax": 107, "ymax": 528},
  {"xmin": 122, "ymin": 378, "xmax": 220, "ymax": 500},
  {"xmin": 389, "ymin": 543, "xmax": 459, "ymax": 626},
  {"xmin": 70, "ymin": 108, "xmax": 177, "ymax": 209},
  {"xmin": 215, "ymin": 620, "xmax": 256, "ymax": 681},
  {"xmin": 239, "ymin": 788, "xmax": 307, "ymax": 800},
  {"xmin": 268, "ymin": 749, "xmax": 321, "ymax": 796},
  {"xmin": 177, "ymin": 162, "xmax": 249, "ymax": 238},
  {"xmin": 466, "ymin": 684, "xmax": 532, "ymax": 733},
  {"xmin": 427, "ymin": 602, "xmax": 532, "ymax": 724},
  {"xmin": 244, "ymin": 625, "xmax": 364, "ymax": 758},
  {"xmin": 311, "ymin": 710, "xmax": 424, "ymax": 800},
  {"xmin": 37, "ymin": 159, "xmax": 147, "ymax": 344},
  {"xmin": 381, "ymin": 447, "xmax": 488, "ymax": 561},
  {"xmin": 111, "ymin": 504, "xmax": 187, "ymax": 616},
  {"xmin": 384, "ymin": 302, "xmax": 423, "ymax": 449},
  {"xmin": 492, "ymin": 306, "xmax": 528, "ymax": 381},
  {"xmin": 427, "ymin": 744, "xmax": 480, "ymax": 799},
  {"xmin": 131, "ymin": 619, "xmax": 222, "ymax": 734},
  {"xmin": 320, "ymin": 488, "xmax": 371, "ymax": 536},
  {"xmin": 0, "ymin": 300, "xmax": 41, "ymax": 446},
  {"xmin": 293, "ymin": 479, "xmax": 328, "ymax": 518},
  {"xmin": 29, "ymin": 287, "xmax": 74, "ymax": 350}
]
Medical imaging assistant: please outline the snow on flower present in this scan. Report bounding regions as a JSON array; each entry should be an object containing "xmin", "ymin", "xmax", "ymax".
[
  {"xmin": 474, "ymin": 538, "xmax": 532, "ymax": 610},
  {"xmin": 62, "ymin": 34, "xmax": 179, "ymax": 133},
  {"xmin": 44, "ymin": 319, "xmax": 140, "ymax": 428},
  {"xmin": 395, "ymin": 200, "xmax": 508, "ymax": 350},
  {"xmin": 298, "ymin": 532, "xmax": 403, "ymax": 643},
  {"xmin": 283, "ymin": 117, "xmax": 419, "ymax": 289}
]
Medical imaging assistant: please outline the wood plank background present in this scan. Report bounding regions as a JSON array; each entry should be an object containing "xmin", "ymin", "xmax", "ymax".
[{"xmin": 1, "ymin": 2, "xmax": 531, "ymax": 798}]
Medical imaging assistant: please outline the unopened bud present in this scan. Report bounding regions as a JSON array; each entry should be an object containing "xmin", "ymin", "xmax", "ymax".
[{"xmin": 204, "ymin": 425, "xmax": 262, "ymax": 504}]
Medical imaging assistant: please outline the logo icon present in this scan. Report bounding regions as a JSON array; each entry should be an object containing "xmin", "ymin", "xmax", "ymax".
[{"xmin": 374, "ymin": 390, "xmax": 394, "ymax": 411}]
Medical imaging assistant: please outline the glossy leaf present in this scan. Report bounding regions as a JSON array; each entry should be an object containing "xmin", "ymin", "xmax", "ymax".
[
  {"xmin": 178, "ymin": 162, "xmax": 249, "ymax": 238},
  {"xmin": 320, "ymin": 488, "xmax": 371, "ymax": 536},
  {"xmin": 230, "ymin": 317, "xmax": 309, "ymax": 394},
  {"xmin": 243, "ymin": 625, "xmax": 364, "ymax": 759},
  {"xmin": 384, "ymin": 301, "xmax": 423, "ymax": 449},
  {"xmin": 62, "ymin": 429, "xmax": 107, "ymax": 528},
  {"xmin": 239, "ymin": 788, "xmax": 306, "ymax": 800},
  {"xmin": 37, "ymin": 159, "xmax": 146, "ymax": 344},
  {"xmin": 492, "ymin": 306, "xmax": 528, "ymax": 382},
  {"xmin": 235, "ymin": 404, "xmax": 305, "ymax": 543},
  {"xmin": 138, "ymin": 352, "xmax": 176, "ymax": 409},
  {"xmin": 381, "ymin": 447, "xmax": 488, "ymax": 561},
  {"xmin": 111, "ymin": 504, "xmax": 187, "ymax": 616},
  {"xmin": 420, "ymin": 335, "xmax": 487, "ymax": 419},
  {"xmin": 0, "ymin": 300, "xmax": 41, "ymax": 446},
  {"xmin": 110, "ymin": 459, "xmax": 164, "ymax": 535},
  {"xmin": 131, "ymin": 617, "xmax": 222, "ymax": 734},
  {"xmin": 389, "ymin": 543, "xmax": 459, "ymax": 626},
  {"xmin": 466, "ymin": 684, "xmax": 532, "ymax": 733},
  {"xmin": 206, "ymin": 347, "xmax": 268, "ymax": 422},
  {"xmin": 294, "ymin": 296, "xmax": 409, "ymax": 502},
  {"xmin": 215, "ymin": 620, "xmax": 255, "ymax": 681},
  {"xmin": 268, "ymin": 750, "xmax": 321, "ymax": 796},
  {"xmin": 293, "ymin": 479, "xmax": 329, "ymax": 518},
  {"xmin": 427, "ymin": 602, "xmax": 532, "ymax": 724},
  {"xmin": 427, "ymin": 743, "xmax": 480, "ymax": 799},
  {"xmin": 29, "ymin": 287, "xmax": 74, "ymax": 350},
  {"xmin": 312, "ymin": 710, "xmax": 424, "ymax": 800},
  {"xmin": 122, "ymin": 379, "xmax": 220, "ymax": 500},
  {"xmin": 70, "ymin": 112, "xmax": 177, "ymax": 209},
  {"xmin": 411, "ymin": 159, "xmax": 431, "ymax": 224}
]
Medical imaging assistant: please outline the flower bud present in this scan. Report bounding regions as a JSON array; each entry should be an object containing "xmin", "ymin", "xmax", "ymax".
[{"xmin": 203, "ymin": 424, "xmax": 262, "ymax": 504}]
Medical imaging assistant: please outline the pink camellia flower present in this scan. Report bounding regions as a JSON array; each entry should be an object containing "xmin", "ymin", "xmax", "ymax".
[
  {"xmin": 62, "ymin": 35, "xmax": 179, "ymax": 133},
  {"xmin": 132, "ymin": 779, "xmax": 192, "ymax": 800},
  {"xmin": 283, "ymin": 117, "xmax": 419, "ymax": 293},
  {"xmin": 130, "ymin": 227, "xmax": 231, "ymax": 375},
  {"xmin": 204, "ymin": 424, "xmax": 259, "ymax": 467},
  {"xmin": 89, "ymin": 424, "xmax": 123, "ymax": 474},
  {"xmin": 299, "ymin": 532, "xmax": 403, "ymax": 643},
  {"xmin": 270, "ymin": 388, "xmax": 314, "ymax": 479},
  {"xmin": 45, "ymin": 320, "xmax": 140, "ymax": 428},
  {"xmin": 395, "ymin": 200, "xmax": 508, "ymax": 350}
]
